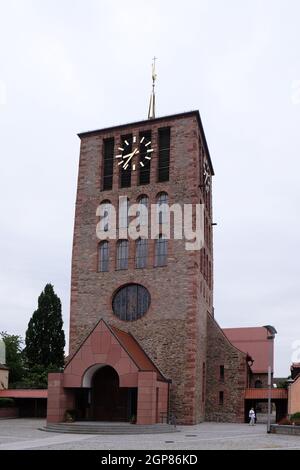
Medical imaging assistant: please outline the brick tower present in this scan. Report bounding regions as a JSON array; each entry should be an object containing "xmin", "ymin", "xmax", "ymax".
[{"xmin": 66, "ymin": 111, "xmax": 214, "ymax": 425}]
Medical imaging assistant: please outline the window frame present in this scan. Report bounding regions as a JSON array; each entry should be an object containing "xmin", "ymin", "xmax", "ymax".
[
  {"xmin": 155, "ymin": 234, "xmax": 168, "ymax": 267},
  {"xmin": 135, "ymin": 238, "xmax": 148, "ymax": 269},
  {"xmin": 116, "ymin": 239, "xmax": 129, "ymax": 270},
  {"xmin": 98, "ymin": 241, "xmax": 109, "ymax": 272},
  {"xmin": 112, "ymin": 284, "xmax": 151, "ymax": 321}
]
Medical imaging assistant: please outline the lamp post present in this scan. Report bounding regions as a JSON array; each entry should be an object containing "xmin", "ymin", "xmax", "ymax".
[{"xmin": 264, "ymin": 325, "xmax": 277, "ymax": 434}]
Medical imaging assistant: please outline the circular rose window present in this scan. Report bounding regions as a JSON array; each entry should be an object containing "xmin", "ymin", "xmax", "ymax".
[{"xmin": 112, "ymin": 284, "xmax": 150, "ymax": 321}]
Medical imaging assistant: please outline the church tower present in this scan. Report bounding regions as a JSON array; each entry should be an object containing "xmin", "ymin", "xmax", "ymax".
[
  {"xmin": 67, "ymin": 108, "xmax": 214, "ymax": 425},
  {"xmin": 46, "ymin": 63, "xmax": 220, "ymax": 426}
]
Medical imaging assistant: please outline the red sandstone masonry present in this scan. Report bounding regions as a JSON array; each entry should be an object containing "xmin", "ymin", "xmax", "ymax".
[
  {"xmin": 205, "ymin": 314, "xmax": 249, "ymax": 423},
  {"xmin": 69, "ymin": 112, "xmax": 214, "ymax": 425}
]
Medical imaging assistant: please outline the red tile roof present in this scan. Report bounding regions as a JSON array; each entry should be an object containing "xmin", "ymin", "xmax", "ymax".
[
  {"xmin": 223, "ymin": 327, "xmax": 274, "ymax": 374},
  {"xmin": 245, "ymin": 388, "xmax": 287, "ymax": 400},
  {"xmin": 0, "ymin": 389, "xmax": 47, "ymax": 399}
]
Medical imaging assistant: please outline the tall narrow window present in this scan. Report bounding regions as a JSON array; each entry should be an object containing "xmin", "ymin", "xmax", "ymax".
[
  {"xmin": 219, "ymin": 391, "xmax": 224, "ymax": 406},
  {"xmin": 99, "ymin": 200, "xmax": 111, "ymax": 233},
  {"xmin": 155, "ymin": 235, "xmax": 168, "ymax": 267},
  {"xmin": 158, "ymin": 128, "xmax": 170, "ymax": 182},
  {"xmin": 137, "ymin": 195, "xmax": 149, "ymax": 227},
  {"xmin": 120, "ymin": 135, "xmax": 132, "ymax": 188},
  {"xmin": 102, "ymin": 138, "xmax": 114, "ymax": 191},
  {"xmin": 98, "ymin": 241, "xmax": 109, "ymax": 272},
  {"xmin": 220, "ymin": 365, "xmax": 225, "ymax": 382},
  {"xmin": 136, "ymin": 238, "xmax": 148, "ymax": 269},
  {"xmin": 157, "ymin": 192, "xmax": 169, "ymax": 225},
  {"xmin": 119, "ymin": 197, "xmax": 129, "ymax": 230},
  {"xmin": 139, "ymin": 131, "xmax": 151, "ymax": 185},
  {"xmin": 117, "ymin": 240, "xmax": 129, "ymax": 270}
]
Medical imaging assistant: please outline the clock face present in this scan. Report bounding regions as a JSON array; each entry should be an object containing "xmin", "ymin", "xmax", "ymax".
[
  {"xmin": 203, "ymin": 161, "xmax": 211, "ymax": 193},
  {"xmin": 115, "ymin": 135, "xmax": 153, "ymax": 171}
]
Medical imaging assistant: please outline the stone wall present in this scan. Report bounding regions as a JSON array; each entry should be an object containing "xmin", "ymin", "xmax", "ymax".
[{"xmin": 205, "ymin": 314, "xmax": 249, "ymax": 423}]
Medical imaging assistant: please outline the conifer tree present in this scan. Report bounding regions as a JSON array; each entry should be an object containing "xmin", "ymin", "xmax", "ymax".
[{"xmin": 25, "ymin": 284, "xmax": 65, "ymax": 369}]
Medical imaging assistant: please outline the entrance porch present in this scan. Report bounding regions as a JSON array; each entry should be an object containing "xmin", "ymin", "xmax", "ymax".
[{"xmin": 47, "ymin": 319, "xmax": 169, "ymax": 425}]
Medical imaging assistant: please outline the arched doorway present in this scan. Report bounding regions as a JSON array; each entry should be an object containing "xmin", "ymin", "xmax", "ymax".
[{"xmin": 91, "ymin": 365, "xmax": 137, "ymax": 422}]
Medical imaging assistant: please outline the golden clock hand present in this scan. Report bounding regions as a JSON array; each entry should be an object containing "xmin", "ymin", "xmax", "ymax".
[
  {"xmin": 122, "ymin": 151, "xmax": 134, "ymax": 160},
  {"xmin": 123, "ymin": 148, "xmax": 139, "ymax": 168}
]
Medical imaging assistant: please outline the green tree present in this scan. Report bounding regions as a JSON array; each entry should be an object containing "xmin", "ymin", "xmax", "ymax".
[
  {"xmin": 25, "ymin": 284, "xmax": 65, "ymax": 369},
  {"xmin": 0, "ymin": 332, "xmax": 24, "ymax": 384}
]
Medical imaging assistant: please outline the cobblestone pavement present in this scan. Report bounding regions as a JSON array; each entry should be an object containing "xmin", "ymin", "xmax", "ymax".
[{"xmin": 0, "ymin": 419, "xmax": 299, "ymax": 450}]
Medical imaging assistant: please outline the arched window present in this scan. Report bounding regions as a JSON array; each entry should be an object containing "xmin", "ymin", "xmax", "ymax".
[
  {"xmin": 119, "ymin": 197, "xmax": 129, "ymax": 229},
  {"xmin": 255, "ymin": 380, "xmax": 263, "ymax": 389},
  {"xmin": 98, "ymin": 241, "xmax": 109, "ymax": 272},
  {"xmin": 117, "ymin": 240, "xmax": 129, "ymax": 270},
  {"xmin": 155, "ymin": 235, "xmax": 168, "ymax": 267},
  {"xmin": 99, "ymin": 200, "xmax": 111, "ymax": 232},
  {"xmin": 113, "ymin": 284, "xmax": 150, "ymax": 321},
  {"xmin": 136, "ymin": 238, "xmax": 148, "ymax": 269},
  {"xmin": 157, "ymin": 192, "xmax": 169, "ymax": 225},
  {"xmin": 137, "ymin": 195, "xmax": 149, "ymax": 227}
]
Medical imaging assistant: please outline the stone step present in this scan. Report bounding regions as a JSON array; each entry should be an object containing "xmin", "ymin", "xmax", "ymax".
[{"xmin": 42, "ymin": 423, "xmax": 178, "ymax": 435}]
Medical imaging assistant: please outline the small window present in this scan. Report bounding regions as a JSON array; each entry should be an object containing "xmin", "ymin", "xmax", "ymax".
[
  {"xmin": 255, "ymin": 380, "xmax": 263, "ymax": 389},
  {"xmin": 98, "ymin": 241, "xmax": 109, "ymax": 272},
  {"xmin": 155, "ymin": 235, "xmax": 168, "ymax": 267},
  {"xmin": 220, "ymin": 365, "xmax": 225, "ymax": 382},
  {"xmin": 158, "ymin": 128, "xmax": 170, "ymax": 182},
  {"xmin": 112, "ymin": 284, "xmax": 151, "ymax": 321},
  {"xmin": 219, "ymin": 391, "xmax": 224, "ymax": 406},
  {"xmin": 102, "ymin": 138, "xmax": 114, "ymax": 191},
  {"xmin": 136, "ymin": 238, "xmax": 148, "ymax": 269},
  {"xmin": 117, "ymin": 240, "xmax": 129, "ymax": 270}
]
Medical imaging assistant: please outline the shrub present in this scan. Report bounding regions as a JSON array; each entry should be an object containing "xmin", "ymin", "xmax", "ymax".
[
  {"xmin": 291, "ymin": 412, "xmax": 300, "ymax": 420},
  {"xmin": 0, "ymin": 398, "xmax": 15, "ymax": 408}
]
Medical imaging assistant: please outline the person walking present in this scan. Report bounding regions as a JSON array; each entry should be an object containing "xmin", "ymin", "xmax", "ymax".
[{"xmin": 249, "ymin": 408, "xmax": 256, "ymax": 426}]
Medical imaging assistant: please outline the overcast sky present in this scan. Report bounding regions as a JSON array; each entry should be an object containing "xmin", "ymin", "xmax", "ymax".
[{"xmin": 0, "ymin": 0, "xmax": 299, "ymax": 376}]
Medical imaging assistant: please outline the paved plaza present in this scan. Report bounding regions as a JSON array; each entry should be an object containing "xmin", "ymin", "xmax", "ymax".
[{"xmin": 0, "ymin": 419, "xmax": 299, "ymax": 450}]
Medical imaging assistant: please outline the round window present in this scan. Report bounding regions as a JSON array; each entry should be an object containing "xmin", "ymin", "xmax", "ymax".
[{"xmin": 112, "ymin": 284, "xmax": 150, "ymax": 321}]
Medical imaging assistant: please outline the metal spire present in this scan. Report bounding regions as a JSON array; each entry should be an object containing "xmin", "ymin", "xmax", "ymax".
[{"xmin": 148, "ymin": 57, "xmax": 157, "ymax": 120}]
